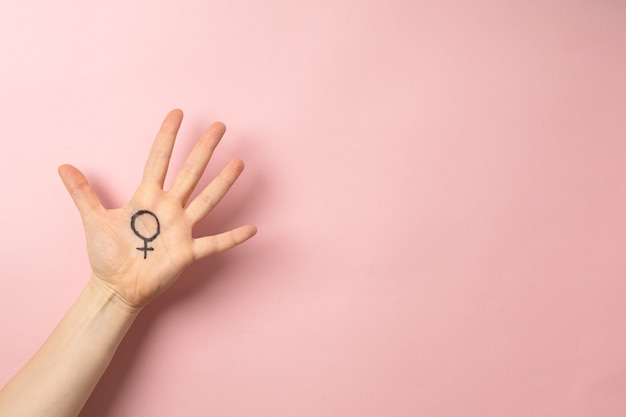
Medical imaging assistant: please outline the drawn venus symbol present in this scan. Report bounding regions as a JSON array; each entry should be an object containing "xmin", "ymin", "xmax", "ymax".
[{"xmin": 130, "ymin": 210, "xmax": 161, "ymax": 259}]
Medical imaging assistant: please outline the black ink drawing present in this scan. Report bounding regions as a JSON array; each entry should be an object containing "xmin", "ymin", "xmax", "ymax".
[{"xmin": 130, "ymin": 210, "xmax": 161, "ymax": 259}]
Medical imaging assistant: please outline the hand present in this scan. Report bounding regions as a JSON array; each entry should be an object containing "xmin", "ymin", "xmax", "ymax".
[{"xmin": 58, "ymin": 109, "xmax": 257, "ymax": 310}]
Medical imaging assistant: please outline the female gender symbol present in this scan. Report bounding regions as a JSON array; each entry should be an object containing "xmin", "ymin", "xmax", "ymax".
[{"xmin": 130, "ymin": 210, "xmax": 161, "ymax": 259}]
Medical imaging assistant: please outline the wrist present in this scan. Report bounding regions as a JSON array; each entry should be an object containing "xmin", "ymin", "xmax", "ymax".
[{"xmin": 87, "ymin": 275, "xmax": 143, "ymax": 317}]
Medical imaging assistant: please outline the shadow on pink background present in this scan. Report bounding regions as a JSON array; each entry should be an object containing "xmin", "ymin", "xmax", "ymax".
[{"xmin": 1, "ymin": 0, "xmax": 625, "ymax": 415}]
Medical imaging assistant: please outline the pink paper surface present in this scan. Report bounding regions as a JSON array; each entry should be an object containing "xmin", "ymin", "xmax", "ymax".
[{"xmin": 1, "ymin": 0, "xmax": 625, "ymax": 415}]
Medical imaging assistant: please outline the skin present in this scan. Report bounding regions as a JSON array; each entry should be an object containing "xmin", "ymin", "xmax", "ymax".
[{"xmin": 0, "ymin": 109, "xmax": 257, "ymax": 417}]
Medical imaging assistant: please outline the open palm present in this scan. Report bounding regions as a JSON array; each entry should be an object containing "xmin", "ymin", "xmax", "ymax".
[{"xmin": 58, "ymin": 110, "xmax": 256, "ymax": 309}]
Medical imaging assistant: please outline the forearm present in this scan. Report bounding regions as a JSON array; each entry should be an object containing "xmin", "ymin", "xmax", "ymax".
[{"xmin": 0, "ymin": 277, "xmax": 139, "ymax": 417}]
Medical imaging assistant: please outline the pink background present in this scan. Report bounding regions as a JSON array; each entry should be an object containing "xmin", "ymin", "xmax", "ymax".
[{"xmin": 1, "ymin": 0, "xmax": 626, "ymax": 415}]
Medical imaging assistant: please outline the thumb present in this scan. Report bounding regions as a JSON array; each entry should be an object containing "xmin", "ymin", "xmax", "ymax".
[{"xmin": 58, "ymin": 164, "xmax": 104, "ymax": 218}]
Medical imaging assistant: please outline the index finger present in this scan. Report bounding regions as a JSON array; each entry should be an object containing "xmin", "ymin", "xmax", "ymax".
[{"xmin": 141, "ymin": 109, "xmax": 184, "ymax": 187}]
